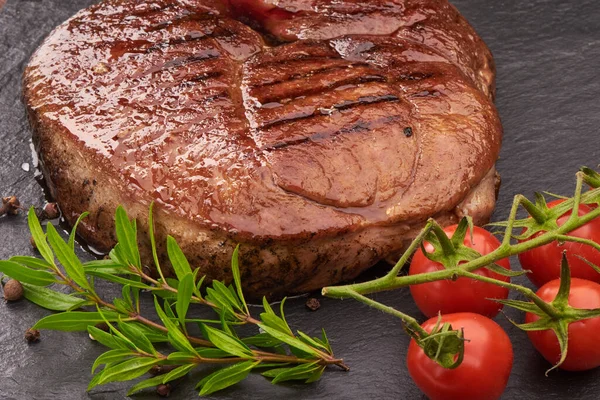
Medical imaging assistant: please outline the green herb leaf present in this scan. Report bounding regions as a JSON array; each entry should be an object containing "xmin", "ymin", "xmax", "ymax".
[
  {"xmin": 46, "ymin": 223, "xmax": 90, "ymax": 290},
  {"xmin": 257, "ymin": 324, "xmax": 319, "ymax": 357},
  {"xmin": 153, "ymin": 296, "xmax": 197, "ymax": 354},
  {"xmin": 21, "ymin": 283, "xmax": 84, "ymax": 311},
  {"xmin": 86, "ymin": 271, "xmax": 151, "ymax": 289},
  {"xmin": 242, "ymin": 333, "xmax": 283, "ymax": 348},
  {"xmin": 10, "ymin": 256, "xmax": 52, "ymax": 270},
  {"xmin": 126, "ymin": 374, "xmax": 165, "ymax": 396},
  {"xmin": 212, "ymin": 280, "xmax": 242, "ymax": 312},
  {"xmin": 114, "ymin": 206, "xmax": 141, "ymax": 269},
  {"xmin": 206, "ymin": 287, "xmax": 236, "ymax": 319},
  {"xmin": 176, "ymin": 273, "xmax": 194, "ymax": 328},
  {"xmin": 231, "ymin": 246, "xmax": 249, "ymax": 315},
  {"xmin": 88, "ymin": 326, "xmax": 131, "ymax": 350},
  {"xmin": 296, "ymin": 331, "xmax": 330, "ymax": 353},
  {"xmin": 83, "ymin": 259, "xmax": 130, "ymax": 275},
  {"xmin": 320, "ymin": 329, "xmax": 333, "ymax": 354},
  {"xmin": 264, "ymin": 362, "xmax": 322, "ymax": 384},
  {"xmin": 27, "ymin": 207, "xmax": 55, "ymax": 266},
  {"xmin": 95, "ymin": 357, "xmax": 160, "ymax": 386},
  {"xmin": 69, "ymin": 212, "xmax": 89, "ymax": 250},
  {"xmin": 194, "ymin": 348, "xmax": 232, "ymax": 358},
  {"xmin": 127, "ymin": 322, "xmax": 169, "ymax": 343},
  {"xmin": 33, "ymin": 311, "xmax": 120, "ymax": 331},
  {"xmin": 92, "ymin": 349, "xmax": 134, "ymax": 373},
  {"xmin": 162, "ymin": 363, "xmax": 195, "ymax": 384},
  {"xmin": 166, "ymin": 352, "xmax": 196, "ymax": 362},
  {"xmin": 260, "ymin": 297, "xmax": 292, "ymax": 335},
  {"xmin": 197, "ymin": 360, "xmax": 259, "ymax": 395},
  {"xmin": 147, "ymin": 202, "xmax": 166, "ymax": 281},
  {"xmin": 166, "ymin": 236, "xmax": 192, "ymax": 280},
  {"xmin": 117, "ymin": 321, "xmax": 156, "ymax": 355},
  {"xmin": 121, "ymin": 285, "xmax": 134, "ymax": 311},
  {"xmin": 0, "ymin": 261, "xmax": 56, "ymax": 286},
  {"xmin": 202, "ymin": 324, "xmax": 253, "ymax": 358},
  {"xmin": 196, "ymin": 275, "xmax": 206, "ymax": 296}
]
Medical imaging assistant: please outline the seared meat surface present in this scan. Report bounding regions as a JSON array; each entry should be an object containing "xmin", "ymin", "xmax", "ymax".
[{"xmin": 23, "ymin": 0, "xmax": 502, "ymax": 298}]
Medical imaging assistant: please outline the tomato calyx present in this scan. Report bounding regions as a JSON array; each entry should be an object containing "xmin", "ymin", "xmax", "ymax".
[
  {"xmin": 405, "ymin": 315, "xmax": 466, "ymax": 369},
  {"xmin": 497, "ymin": 253, "xmax": 600, "ymax": 374},
  {"xmin": 581, "ymin": 166, "xmax": 600, "ymax": 190},
  {"xmin": 423, "ymin": 218, "xmax": 524, "ymax": 279},
  {"xmin": 491, "ymin": 169, "xmax": 600, "ymax": 242}
]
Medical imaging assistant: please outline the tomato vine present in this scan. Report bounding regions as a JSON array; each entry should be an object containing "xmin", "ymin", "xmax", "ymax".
[{"xmin": 323, "ymin": 167, "xmax": 600, "ymax": 372}]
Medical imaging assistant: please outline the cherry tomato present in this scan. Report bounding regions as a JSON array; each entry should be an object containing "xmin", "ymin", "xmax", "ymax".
[
  {"xmin": 525, "ymin": 278, "xmax": 600, "ymax": 371},
  {"xmin": 409, "ymin": 225, "xmax": 510, "ymax": 317},
  {"xmin": 407, "ymin": 313, "xmax": 513, "ymax": 400},
  {"xmin": 518, "ymin": 199, "xmax": 600, "ymax": 287}
]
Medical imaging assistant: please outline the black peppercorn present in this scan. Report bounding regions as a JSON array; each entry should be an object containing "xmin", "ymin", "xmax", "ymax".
[
  {"xmin": 3, "ymin": 279, "xmax": 24, "ymax": 301},
  {"xmin": 305, "ymin": 297, "xmax": 321, "ymax": 311},
  {"xmin": 25, "ymin": 328, "xmax": 41, "ymax": 343},
  {"xmin": 156, "ymin": 383, "xmax": 171, "ymax": 397}
]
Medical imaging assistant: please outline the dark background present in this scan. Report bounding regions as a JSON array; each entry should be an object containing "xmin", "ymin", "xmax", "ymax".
[{"xmin": 1, "ymin": 0, "xmax": 600, "ymax": 399}]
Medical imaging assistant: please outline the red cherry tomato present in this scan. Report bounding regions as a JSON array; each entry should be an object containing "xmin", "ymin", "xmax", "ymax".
[
  {"xmin": 407, "ymin": 312, "xmax": 513, "ymax": 400},
  {"xmin": 518, "ymin": 199, "xmax": 600, "ymax": 287},
  {"xmin": 525, "ymin": 278, "xmax": 600, "ymax": 371},
  {"xmin": 409, "ymin": 225, "xmax": 510, "ymax": 317}
]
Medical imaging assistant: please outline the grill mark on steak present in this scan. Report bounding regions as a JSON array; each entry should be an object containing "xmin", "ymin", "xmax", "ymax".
[
  {"xmin": 159, "ymin": 50, "xmax": 221, "ymax": 70},
  {"xmin": 259, "ymin": 94, "xmax": 401, "ymax": 130},
  {"xmin": 256, "ymin": 72, "xmax": 388, "ymax": 105},
  {"xmin": 186, "ymin": 71, "xmax": 224, "ymax": 83},
  {"xmin": 147, "ymin": 11, "xmax": 218, "ymax": 31},
  {"xmin": 396, "ymin": 72, "xmax": 435, "ymax": 81},
  {"xmin": 263, "ymin": 114, "xmax": 404, "ymax": 150},
  {"xmin": 252, "ymin": 54, "xmax": 348, "ymax": 69},
  {"xmin": 331, "ymin": 94, "xmax": 399, "ymax": 111},
  {"xmin": 249, "ymin": 62, "xmax": 377, "ymax": 90}
]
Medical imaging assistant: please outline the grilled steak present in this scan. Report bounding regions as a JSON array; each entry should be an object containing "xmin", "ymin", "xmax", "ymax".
[{"xmin": 23, "ymin": 0, "xmax": 502, "ymax": 298}]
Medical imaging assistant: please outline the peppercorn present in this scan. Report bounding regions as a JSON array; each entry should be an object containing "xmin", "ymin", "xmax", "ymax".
[
  {"xmin": 156, "ymin": 383, "xmax": 171, "ymax": 397},
  {"xmin": 25, "ymin": 328, "xmax": 40, "ymax": 343},
  {"xmin": 0, "ymin": 196, "xmax": 20, "ymax": 216},
  {"xmin": 305, "ymin": 297, "xmax": 321, "ymax": 311},
  {"xmin": 3, "ymin": 279, "xmax": 24, "ymax": 301},
  {"xmin": 42, "ymin": 202, "xmax": 60, "ymax": 219},
  {"xmin": 95, "ymin": 322, "xmax": 110, "ymax": 332}
]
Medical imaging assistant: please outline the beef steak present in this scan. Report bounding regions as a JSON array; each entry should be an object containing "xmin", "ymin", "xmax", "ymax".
[{"xmin": 23, "ymin": 0, "xmax": 502, "ymax": 298}]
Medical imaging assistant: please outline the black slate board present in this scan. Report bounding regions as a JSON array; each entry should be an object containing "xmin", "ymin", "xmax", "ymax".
[{"xmin": 1, "ymin": 1, "xmax": 600, "ymax": 399}]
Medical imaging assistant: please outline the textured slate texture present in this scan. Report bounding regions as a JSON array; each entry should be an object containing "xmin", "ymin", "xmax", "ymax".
[{"xmin": 1, "ymin": 0, "xmax": 600, "ymax": 399}]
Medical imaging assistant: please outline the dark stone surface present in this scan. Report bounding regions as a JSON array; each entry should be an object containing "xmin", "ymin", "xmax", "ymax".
[{"xmin": 1, "ymin": 0, "xmax": 599, "ymax": 398}]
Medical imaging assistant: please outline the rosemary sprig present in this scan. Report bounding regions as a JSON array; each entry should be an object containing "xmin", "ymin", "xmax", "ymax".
[{"xmin": 0, "ymin": 205, "xmax": 347, "ymax": 396}]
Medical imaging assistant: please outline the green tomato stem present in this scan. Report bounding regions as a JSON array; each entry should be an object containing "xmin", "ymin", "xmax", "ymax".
[
  {"xmin": 333, "ymin": 288, "xmax": 429, "ymax": 338},
  {"xmin": 459, "ymin": 270, "xmax": 560, "ymax": 318}
]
